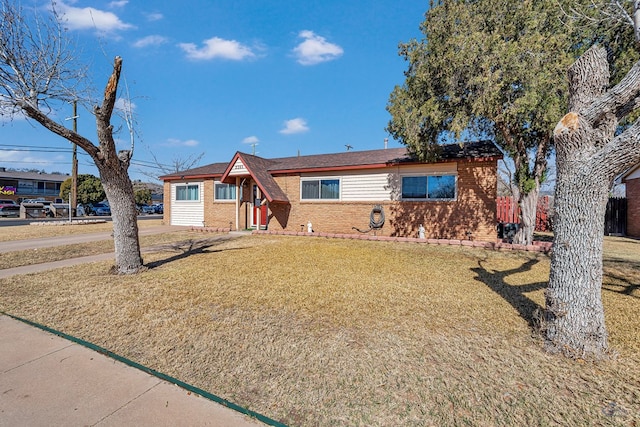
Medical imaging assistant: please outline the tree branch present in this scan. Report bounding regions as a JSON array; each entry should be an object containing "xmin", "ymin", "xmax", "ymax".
[
  {"xmin": 600, "ymin": 116, "xmax": 640, "ymax": 177},
  {"xmin": 568, "ymin": 45, "xmax": 610, "ymax": 113},
  {"xmin": 94, "ymin": 56, "xmax": 122, "ymax": 166},
  {"xmin": 20, "ymin": 101, "xmax": 99, "ymax": 159},
  {"xmin": 584, "ymin": 52, "xmax": 640, "ymax": 123}
]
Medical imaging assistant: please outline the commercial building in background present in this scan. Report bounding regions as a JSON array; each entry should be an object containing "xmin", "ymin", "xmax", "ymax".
[{"xmin": 0, "ymin": 168, "xmax": 68, "ymax": 203}]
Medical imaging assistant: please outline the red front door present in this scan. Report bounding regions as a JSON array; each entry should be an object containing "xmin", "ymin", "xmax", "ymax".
[
  {"xmin": 252, "ymin": 185, "xmax": 267, "ymax": 228},
  {"xmin": 252, "ymin": 203, "xmax": 267, "ymax": 228}
]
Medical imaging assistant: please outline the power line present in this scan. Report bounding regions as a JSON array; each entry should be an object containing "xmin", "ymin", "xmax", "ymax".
[
  {"xmin": 1, "ymin": 145, "xmax": 173, "ymax": 171},
  {"xmin": 0, "ymin": 144, "xmax": 73, "ymax": 151},
  {"xmin": 0, "ymin": 160, "xmax": 73, "ymax": 165}
]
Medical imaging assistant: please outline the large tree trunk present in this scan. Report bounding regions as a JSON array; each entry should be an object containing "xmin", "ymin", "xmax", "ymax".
[
  {"xmin": 93, "ymin": 57, "xmax": 144, "ymax": 274},
  {"xmin": 546, "ymin": 45, "xmax": 640, "ymax": 358},
  {"xmin": 546, "ymin": 137, "xmax": 609, "ymax": 357},
  {"xmin": 100, "ymin": 165, "xmax": 142, "ymax": 274}
]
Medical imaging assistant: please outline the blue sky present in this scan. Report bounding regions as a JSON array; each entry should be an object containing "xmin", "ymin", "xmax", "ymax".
[{"xmin": 1, "ymin": 1, "xmax": 427, "ymax": 182}]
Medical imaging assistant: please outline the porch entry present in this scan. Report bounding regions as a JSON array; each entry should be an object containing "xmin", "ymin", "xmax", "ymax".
[{"xmin": 251, "ymin": 185, "xmax": 267, "ymax": 229}]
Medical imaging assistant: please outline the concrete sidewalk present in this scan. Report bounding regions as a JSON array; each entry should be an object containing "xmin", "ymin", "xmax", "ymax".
[
  {"xmin": 0, "ymin": 315, "xmax": 267, "ymax": 426},
  {"xmin": 0, "ymin": 225, "xmax": 205, "ymax": 279},
  {"xmin": 0, "ymin": 225, "xmax": 189, "ymax": 253}
]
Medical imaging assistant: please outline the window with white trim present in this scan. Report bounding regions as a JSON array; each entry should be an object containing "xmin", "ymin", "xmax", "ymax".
[
  {"xmin": 401, "ymin": 175, "xmax": 456, "ymax": 200},
  {"xmin": 214, "ymin": 182, "xmax": 236, "ymax": 201},
  {"xmin": 175, "ymin": 184, "xmax": 200, "ymax": 201},
  {"xmin": 301, "ymin": 178, "xmax": 340, "ymax": 200}
]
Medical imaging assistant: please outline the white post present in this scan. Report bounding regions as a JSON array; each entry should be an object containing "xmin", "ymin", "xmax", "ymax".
[{"xmin": 235, "ymin": 177, "xmax": 240, "ymax": 231}]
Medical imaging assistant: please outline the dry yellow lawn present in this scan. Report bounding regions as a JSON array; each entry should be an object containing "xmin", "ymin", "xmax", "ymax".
[{"xmin": 1, "ymin": 231, "xmax": 638, "ymax": 426}]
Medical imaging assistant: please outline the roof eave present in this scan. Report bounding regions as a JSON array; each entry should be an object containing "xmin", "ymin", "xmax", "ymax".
[{"xmin": 161, "ymin": 173, "xmax": 222, "ymax": 181}]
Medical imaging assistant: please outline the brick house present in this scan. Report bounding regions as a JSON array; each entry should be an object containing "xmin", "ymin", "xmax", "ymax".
[
  {"xmin": 160, "ymin": 141, "xmax": 503, "ymax": 241},
  {"xmin": 623, "ymin": 164, "xmax": 640, "ymax": 238}
]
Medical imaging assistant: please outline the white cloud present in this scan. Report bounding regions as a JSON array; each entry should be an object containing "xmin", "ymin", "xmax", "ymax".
[
  {"xmin": 0, "ymin": 150, "xmax": 61, "ymax": 168},
  {"xmin": 0, "ymin": 108, "xmax": 27, "ymax": 122},
  {"xmin": 145, "ymin": 12, "xmax": 164, "ymax": 22},
  {"xmin": 292, "ymin": 30, "xmax": 343, "ymax": 65},
  {"xmin": 115, "ymin": 97, "xmax": 136, "ymax": 113},
  {"xmin": 108, "ymin": 1, "xmax": 128, "ymax": 8},
  {"xmin": 164, "ymin": 138, "xmax": 199, "ymax": 147},
  {"xmin": 178, "ymin": 37, "xmax": 255, "ymax": 61},
  {"xmin": 242, "ymin": 136, "xmax": 259, "ymax": 144},
  {"xmin": 55, "ymin": 1, "xmax": 134, "ymax": 32},
  {"xmin": 133, "ymin": 35, "xmax": 168, "ymax": 48},
  {"xmin": 279, "ymin": 118, "xmax": 309, "ymax": 135}
]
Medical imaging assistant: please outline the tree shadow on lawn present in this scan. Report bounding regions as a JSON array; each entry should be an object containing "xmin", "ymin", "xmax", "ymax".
[
  {"xmin": 145, "ymin": 235, "xmax": 244, "ymax": 269},
  {"xmin": 602, "ymin": 259, "xmax": 640, "ymax": 300},
  {"xmin": 471, "ymin": 258, "xmax": 547, "ymax": 329}
]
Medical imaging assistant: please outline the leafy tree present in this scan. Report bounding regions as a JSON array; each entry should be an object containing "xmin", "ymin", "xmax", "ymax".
[
  {"xmin": 60, "ymin": 174, "xmax": 105, "ymax": 205},
  {"xmin": 546, "ymin": 1, "xmax": 640, "ymax": 358},
  {"xmin": 0, "ymin": 1, "xmax": 142, "ymax": 273},
  {"xmin": 134, "ymin": 188, "xmax": 152, "ymax": 205},
  {"xmin": 386, "ymin": 0, "xmax": 574, "ymax": 245}
]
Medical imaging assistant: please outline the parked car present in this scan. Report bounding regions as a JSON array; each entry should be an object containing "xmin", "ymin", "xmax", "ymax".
[
  {"xmin": 153, "ymin": 203, "xmax": 163, "ymax": 214},
  {"xmin": 141, "ymin": 204, "xmax": 155, "ymax": 214},
  {"xmin": 88, "ymin": 202, "xmax": 111, "ymax": 216},
  {"xmin": 0, "ymin": 201, "xmax": 20, "ymax": 218}
]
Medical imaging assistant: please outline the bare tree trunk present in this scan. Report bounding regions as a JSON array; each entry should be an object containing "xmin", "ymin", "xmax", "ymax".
[
  {"xmin": 546, "ymin": 143, "xmax": 609, "ymax": 357},
  {"xmin": 100, "ymin": 165, "xmax": 142, "ymax": 274},
  {"xmin": 546, "ymin": 44, "xmax": 640, "ymax": 358},
  {"xmin": 93, "ymin": 57, "xmax": 143, "ymax": 274},
  {"xmin": 513, "ymin": 185, "xmax": 539, "ymax": 245}
]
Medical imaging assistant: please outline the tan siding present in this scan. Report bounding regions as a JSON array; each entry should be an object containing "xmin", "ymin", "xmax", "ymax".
[{"xmin": 341, "ymin": 173, "xmax": 391, "ymax": 201}]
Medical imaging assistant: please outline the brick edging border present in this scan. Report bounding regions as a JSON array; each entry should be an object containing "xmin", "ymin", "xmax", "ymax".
[{"xmin": 189, "ymin": 226, "xmax": 553, "ymax": 254}]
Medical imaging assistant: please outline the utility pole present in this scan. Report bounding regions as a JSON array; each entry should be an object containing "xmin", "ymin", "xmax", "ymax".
[{"xmin": 71, "ymin": 101, "xmax": 78, "ymax": 215}]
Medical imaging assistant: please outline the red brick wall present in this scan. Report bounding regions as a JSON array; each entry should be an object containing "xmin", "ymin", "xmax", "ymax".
[
  {"xmin": 627, "ymin": 178, "xmax": 640, "ymax": 238},
  {"xmin": 266, "ymin": 160, "xmax": 498, "ymax": 241}
]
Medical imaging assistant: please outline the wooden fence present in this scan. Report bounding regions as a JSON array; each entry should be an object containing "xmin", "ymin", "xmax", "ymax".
[
  {"xmin": 605, "ymin": 197, "xmax": 627, "ymax": 235},
  {"xmin": 498, "ymin": 196, "xmax": 628, "ymax": 235},
  {"xmin": 496, "ymin": 196, "xmax": 552, "ymax": 232}
]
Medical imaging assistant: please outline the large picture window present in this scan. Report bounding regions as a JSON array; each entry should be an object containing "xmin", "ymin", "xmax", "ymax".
[
  {"xmin": 175, "ymin": 184, "xmax": 200, "ymax": 201},
  {"xmin": 214, "ymin": 182, "xmax": 236, "ymax": 200},
  {"xmin": 401, "ymin": 175, "xmax": 456, "ymax": 200},
  {"xmin": 301, "ymin": 178, "xmax": 340, "ymax": 200}
]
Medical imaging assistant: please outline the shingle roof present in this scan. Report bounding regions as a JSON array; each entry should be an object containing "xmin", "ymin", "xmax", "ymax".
[
  {"xmin": 264, "ymin": 141, "xmax": 502, "ymax": 172},
  {"xmin": 165, "ymin": 141, "xmax": 501, "ymax": 180},
  {"xmin": 161, "ymin": 141, "xmax": 502, "ymax": 204},
  {"xmin": 158, "ymin": 162, "xmax": 228, "ymax": 180},
  {"xmin": 0, "ymin": 170, "xmax": 69, "ymax": 182},
  {"xmin": 232, "ymin": 153, "xmax": 289, "ymax": 203}
]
